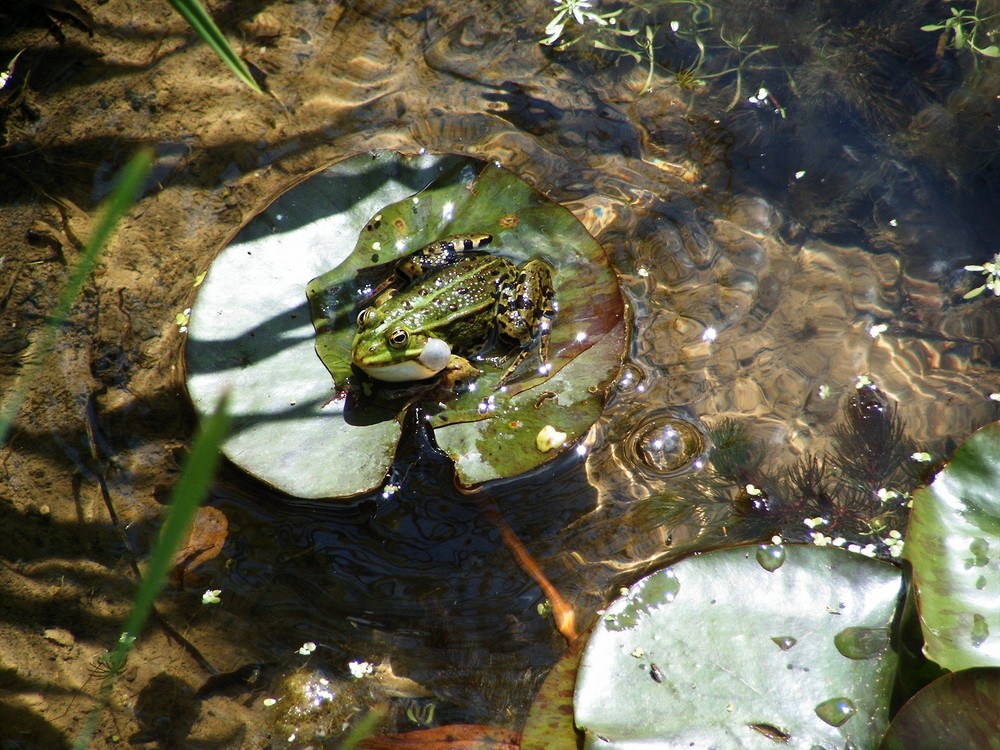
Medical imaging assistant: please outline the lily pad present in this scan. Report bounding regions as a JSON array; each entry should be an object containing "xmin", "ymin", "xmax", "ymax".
[
  {"xmin": 574, "ymin": 544, "xmax": 903, "ymax": 750},
  {"xmin": 879, "ymin": 667, "xmax": 1000, "ymax": 750},
  {"xmin": 520, "ymin": 635, "xmax": 587, "ymax": 750},
  {"xmin": 185, "ymin": 151, "xmax": 625, "ymax": 499},
  {"xmin": 903, "ymin": 421, "xmax": 1000, "ymax": 671}
]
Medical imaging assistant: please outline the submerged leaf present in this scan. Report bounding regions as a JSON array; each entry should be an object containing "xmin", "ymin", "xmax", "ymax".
[{"xmin": 358, "ymin": 724, "xmax": 520, "ymax": 749}]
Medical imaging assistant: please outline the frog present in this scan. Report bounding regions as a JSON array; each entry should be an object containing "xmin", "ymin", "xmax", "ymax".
[{"xmin": 351, "ymin": 233, "xmax": 556, "ymax": 389}]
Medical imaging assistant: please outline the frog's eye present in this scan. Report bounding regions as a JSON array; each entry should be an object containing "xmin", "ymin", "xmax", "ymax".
[
  {"xmin": 357, "ymin": 308, "xmax": 379, "ymax": 328},
  {"xmin": 388, "ymin": 328, "xmax": 409, "ymax": 349}
]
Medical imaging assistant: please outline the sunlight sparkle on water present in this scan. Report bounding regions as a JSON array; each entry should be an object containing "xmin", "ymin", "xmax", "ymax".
[
  {"xmin": 441, "ymin": 201, "xmax": 455, "ymax": 221},
  {"xmin": 702, "ymin": 327, "xmax": 717, "ymax": 342}
]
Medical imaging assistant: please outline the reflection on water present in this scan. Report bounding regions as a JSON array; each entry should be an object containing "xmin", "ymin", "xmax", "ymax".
[{"xmin": 3, "ymin": 0, "xmax": 1000, "ymax": 743}]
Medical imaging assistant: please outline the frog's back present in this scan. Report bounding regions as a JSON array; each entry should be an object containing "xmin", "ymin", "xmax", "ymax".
[{"xmin": 396, "ymin": 256, "xmax": 514, "ymax": 353}]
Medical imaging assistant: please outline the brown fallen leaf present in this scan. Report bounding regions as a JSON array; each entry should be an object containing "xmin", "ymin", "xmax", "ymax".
[
  {"xmin": 358, "ymin": 723, "xmax": 521, "ymax": 750},
  {"xmin": 170, "ymin": 505, "xmax": 228, "ymax": 589}
]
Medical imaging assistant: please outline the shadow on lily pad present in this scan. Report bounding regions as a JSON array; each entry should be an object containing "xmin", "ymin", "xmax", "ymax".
[{"xmin": 185, "ymin": 151, "xmax": 625, "ymax": 499}]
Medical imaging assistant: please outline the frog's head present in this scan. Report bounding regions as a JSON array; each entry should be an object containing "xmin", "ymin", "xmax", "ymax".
[{"xmin": 351, "ymin": 307, "xmax": 451, "ymax": 381}]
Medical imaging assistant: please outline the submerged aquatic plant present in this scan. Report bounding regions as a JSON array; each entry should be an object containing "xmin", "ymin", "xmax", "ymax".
[
  {"xmin": 541, "ymin": 0, "xmax": 624, "ymax": 47},
  {"xmin": 963, "ymin": 251, "xmax": 1000, "ymax": 298},
  {"xmin": 921, "ymin": 3, "xmax": 1000, "ymax": 59}
]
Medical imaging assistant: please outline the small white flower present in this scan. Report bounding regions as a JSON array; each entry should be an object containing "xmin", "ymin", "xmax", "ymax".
[
  {"xmin": 201, "ymin": 589, "xmax": 222, "ymax": 605},
  {"xmin": 855, "ymin": 375, "xmax": 872, "ymax": 388},
  {"xmin": 297, "ymin": 642, "xmax": 317, "ymax": 656},
  {"xmin": 540, "ymin": 0, "xmax": 622, "ymax": 46},
  {"xmin": 348, "ymin": 660, "xmax": 374, "ymax": 679},
  {"xmin": 262, "ymin": 697, "xmax": 277, "ymax": 707},
  {"xmin": 818, "ymin": 384, "xmax": 831, "ymax": 399},
  {"xmin": 770, "ymin": 535, "xmax": 783, "ymax": 545},
  {"xmin": 175, "ymin": 308, "xmax": 192, "ymax": 333},
  {"xmin": 911, "ymin": 452, "xmax": 933, "ymax": 463},
  {"xmin": 868, "ymin": 323, "xmax": 888, "ymax": 338},
  {"xmin": 832, "ymin": 537, "xmax": 846, "ymax": 547},
  {"xmin": 884, "ymin": 531, "xmax": 905, "ymax": 558},
  {"xmin": 811, "ymin": 532, "xmax": 832, "ymax": 547},
  {"xmin": 746, "ymin": 484, "xmax": 763, "ymax": 497},
  {"xmin": 803, "ymin": 517, "xmax": 828, "ymax": 529}
]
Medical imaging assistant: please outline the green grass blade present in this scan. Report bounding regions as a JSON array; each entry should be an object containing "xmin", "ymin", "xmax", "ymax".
[
  {"xmin": 0, "ymin": 148, "xmax": 153, "ymax": 445},
  {"xmin": 168, "ymin": 0, "xmax": 262, "ymax": 93},
  {"xmin": 120, "ymin": 392, "xmax": 231, "ymax": 641},
  {"xmin": 72, "ymin": 394, "xmax": 231, "ymax": 750}
]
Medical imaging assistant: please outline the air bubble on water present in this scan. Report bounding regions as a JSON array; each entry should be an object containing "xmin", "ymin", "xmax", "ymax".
[{"xmin": 622, "ymin": 413, "xmax": 706, "ymax": 476}]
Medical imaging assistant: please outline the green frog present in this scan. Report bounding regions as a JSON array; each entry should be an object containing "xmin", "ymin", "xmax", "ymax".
[{"xmin": 351, "ymin": 233, "xmax": 556, "ymax": 388}]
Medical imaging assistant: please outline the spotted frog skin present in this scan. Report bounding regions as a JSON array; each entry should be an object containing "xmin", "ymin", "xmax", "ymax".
[{"xmin": 351, "ymin": 233, "xmax": 556, "ymax": 388}]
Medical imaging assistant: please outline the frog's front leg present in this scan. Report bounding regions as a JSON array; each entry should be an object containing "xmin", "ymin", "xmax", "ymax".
[
  {"xmin": 438, "ymin": 354, "xmax": 482, "ymax": 390},
  {"xmin": 496, "ymin": 259, "xmax": 556, "ymax": 388}
]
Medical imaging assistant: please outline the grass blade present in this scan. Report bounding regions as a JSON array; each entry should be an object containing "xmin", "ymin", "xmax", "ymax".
[
  {"xmin": 72, "ymin": 394, "xmax": 231, "ymax": 749},
  {"xmin": 120, "ymin": 393, "xmax": 231, "ymax": 641},
  {"xmin": 168, "ymin": 0, "xmax": 262, "ymax": 93},
  {"xmin": 0, "ymin": 148, "xmax": 153, "ymax": 444}
]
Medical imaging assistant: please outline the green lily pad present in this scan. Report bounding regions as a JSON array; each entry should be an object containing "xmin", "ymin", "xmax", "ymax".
[
  {"xmin": 903, "ymin": 421, "xmax": 1000, "ymax": 671},
  {"xmin": 521, "ymin": 635, "xmax": 587, "ymax": 750},
  {"xmin": 574, "ymin": 544, "xmax": 903, "ymax": 750},
  {"xmin": 879, "ymin": 668, "xmax": 1000, "ymax": 750},
  {"xmin": 185, "ymin": 151, "xmax": 625, "ymax": 498}
]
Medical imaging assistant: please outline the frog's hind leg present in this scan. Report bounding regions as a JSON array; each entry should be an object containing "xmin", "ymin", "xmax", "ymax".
[
  {"xmin": 495, "ymin": 259, "xmax": 556, "ymax": 388},
  {"xmin": 396, "ymin": 233, "xmax": 493, "ymax": 280},
  {"xmin": 366, "ymin": 233, "xmax": 494, "ymax": 303}
]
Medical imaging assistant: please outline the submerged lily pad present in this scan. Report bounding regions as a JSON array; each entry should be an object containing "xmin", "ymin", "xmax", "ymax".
[
  {"xmin": 185, "ymin": 151, "xmax": 624, "ymax": 499},
  {"xmin": 574, "ymin": 545, "xmax": 903, "ymax": 750},
  {"xmin": 904, "ymin": 421, "xmax": 1000, "ymax": 671}
]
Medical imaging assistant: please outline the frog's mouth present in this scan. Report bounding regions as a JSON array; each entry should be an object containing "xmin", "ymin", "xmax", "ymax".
[{"xmin": 356, "ymin": 337, "xmax": 452, "ymax": 382}]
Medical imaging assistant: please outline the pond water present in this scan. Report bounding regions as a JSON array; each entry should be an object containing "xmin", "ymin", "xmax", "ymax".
[{"xmin": 1, "ymin": 0, "xmax": 998, "ymax": 746}]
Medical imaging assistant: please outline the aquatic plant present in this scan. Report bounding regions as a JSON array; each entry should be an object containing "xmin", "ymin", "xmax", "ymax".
[
  {"xmin": 540, "ymin": 0, "xmax": 777, "ymax": 102},
  {"xmin": 963, "ymin": 250, "xmax": 1000, "ymax": 298},
  {"xmin": 921, "ymin": 2, "xmax": 1000, "ymax": 59},
  {"xmin": 540, "ymin": 0, "xmax": 624, "ymax": 47}
]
